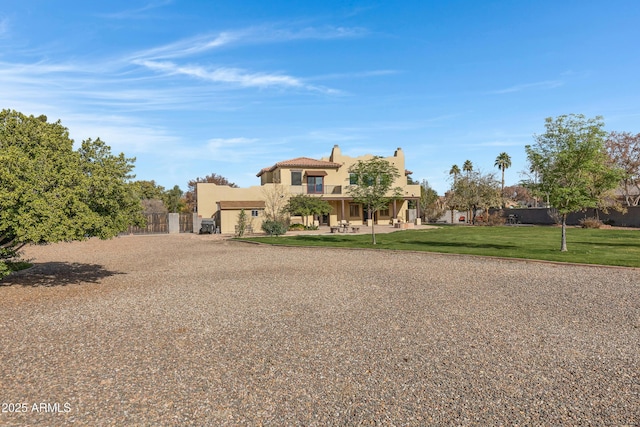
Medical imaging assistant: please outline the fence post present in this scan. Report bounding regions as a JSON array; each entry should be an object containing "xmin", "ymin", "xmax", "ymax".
[
  {"xmin": 168, "ymin": 213, "xmax": 180, "ymax": 234},
  {"xmin": 193, "ymin": 213, "xmax": 202, "ymax": 234}
]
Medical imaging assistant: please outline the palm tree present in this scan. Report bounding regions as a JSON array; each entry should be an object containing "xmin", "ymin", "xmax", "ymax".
[
  {"xmin": 462, "ymin": 160, "xmax": 473, "ymax": 177},
  {"xmin": 494, "ymin": 152, "xmax": 512, "ymax": 194},
  {"xmin": 459, "ymin": 161, "xmax": 474, "ymax": 223},
  {"xmin": 448, "ymin": 164, "xmax": 461, "ymax": 224},
  {"xmin": 449, "ymin": 164, "xmax": 461, "ymax": 183}
]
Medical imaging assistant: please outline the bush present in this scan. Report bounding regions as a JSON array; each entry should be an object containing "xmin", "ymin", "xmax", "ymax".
[
  {"xmin": 304, "ymin": 225, "xmax": 319, "ymax": 230},
  {"xmin": 485, "ymin": 211, "xmax": 506, "ymax": 226},
  {"xmin": 579, "ymin": 217, "xmax": 603, "ymax": 229},
  {"xmin": 288, "ymin": 223, "xmax": 305, "ymax": 231},
  {"xmin": 262, "ymin": 220, "xmax": 288, "ymax": 236}
]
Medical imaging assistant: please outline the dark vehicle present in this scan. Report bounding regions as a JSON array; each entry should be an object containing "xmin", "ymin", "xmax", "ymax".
[{"xmin": 199, "ymin": 218, "xmax": 216, "ymax": 234}]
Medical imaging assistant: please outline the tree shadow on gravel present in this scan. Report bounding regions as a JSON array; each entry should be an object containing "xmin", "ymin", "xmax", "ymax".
[{"xmin": 1, "ymin": 262, "xmax": 124, "ymax": 287}]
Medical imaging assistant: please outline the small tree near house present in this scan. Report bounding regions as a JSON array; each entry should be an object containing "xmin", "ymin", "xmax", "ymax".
[
  {"xmin": 347, "ymin": 157, "xmax": 403, "ymax": 245},
  {"xmin": 235, "ymin": 209, "xmax": 250, "ymax": 237},
  {"xmin": 284, "ymin": 194, "xmax": 332, "ymax": 228}
]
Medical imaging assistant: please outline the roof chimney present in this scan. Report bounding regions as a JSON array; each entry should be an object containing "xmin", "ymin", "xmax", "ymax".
[{"xmin": 330, "ymin": 144, "xmax": 341, "ymax": 162}]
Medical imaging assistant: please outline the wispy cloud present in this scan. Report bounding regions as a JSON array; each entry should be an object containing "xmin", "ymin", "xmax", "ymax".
[
  {"xmin": 100, "ymin": 0, "xmax": 174, "ymax": 19},
  {"xmin": 128, "ymin": 32, "xmax": 238, "ymax": 61},
  {"xmin": 208, "ymin": 137, "xmax": 258, "ymax": 151},
  {"xmin": 124, "ymin": 24, "xmax": 363, "ymax": 94},
  {"xmin": 205, "ymin": 137, "xmax": 285, "ymax": 163},
  {"xmin": 129, "ymin": 24, "xmax": 366, "ymax": 61},
  {"xmin": 488, "ymin": 80, "xmax": 563, "ymax": 94},
  {"xmin": 63, "ymin": 113, "xmax": 181, "ymax": 153},
  {"xmin": 137, "ymin": 60, "xmax": 299, "ymax": 87},
  {"xmin": 135, "ymin": 60, "xmax": 340, "ymax": 94},
  {"xmin": 308, "ymin": 69, "xmax": 399, "ymax": 81}
]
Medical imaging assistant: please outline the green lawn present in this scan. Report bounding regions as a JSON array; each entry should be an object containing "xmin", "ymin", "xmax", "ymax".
[{"xmin": 242, "ymin": 226, "xmax": 640, "ymax": 268}]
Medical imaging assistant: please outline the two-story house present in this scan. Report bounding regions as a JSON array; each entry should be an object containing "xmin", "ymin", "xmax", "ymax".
[{"xmin": 196, "ymin": 145, "xmax": 421, "ymax": 234}]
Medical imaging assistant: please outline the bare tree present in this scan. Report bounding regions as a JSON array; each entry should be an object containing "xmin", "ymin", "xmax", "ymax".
[
  {"xmin": 261, "ymin": 184, "xmax": 289, "ymax": 222},
  {"xmin": 606, "ymin": 131, "xmax": 640, "ymax": 206}
]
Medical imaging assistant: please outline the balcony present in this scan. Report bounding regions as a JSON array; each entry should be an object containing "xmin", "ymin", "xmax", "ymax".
[{"xmin": 289, "ymin": 185, "xmax": 343, "ymax": 195}]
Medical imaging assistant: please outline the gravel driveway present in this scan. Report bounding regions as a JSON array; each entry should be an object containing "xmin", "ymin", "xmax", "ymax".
[{"xmin": 1, "ymin": 234, "xmax": 638, "ymax": 426}]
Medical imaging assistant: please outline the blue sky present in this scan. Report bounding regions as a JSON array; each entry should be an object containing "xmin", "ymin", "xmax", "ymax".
[{"xmin": 2, "ymin": 1, "xmax": 639, "ymax": 194}]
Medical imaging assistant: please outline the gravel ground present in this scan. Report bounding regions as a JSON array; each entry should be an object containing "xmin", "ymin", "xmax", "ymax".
[{"xmin": 1, "ymin": 233, "xmax": 638, "ymax": 426}]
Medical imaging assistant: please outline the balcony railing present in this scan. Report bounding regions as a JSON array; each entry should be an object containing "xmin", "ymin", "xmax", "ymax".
[{"xmin": 289, "ymin": 185, "xmax": 343, "ymax": 195}]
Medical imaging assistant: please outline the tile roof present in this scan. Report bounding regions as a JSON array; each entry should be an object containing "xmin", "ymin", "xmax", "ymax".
[{"xmin": 257, "ymin": 157, "xmax": 341, "ymax": 176}]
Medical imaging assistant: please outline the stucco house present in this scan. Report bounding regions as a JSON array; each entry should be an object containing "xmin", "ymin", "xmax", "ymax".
[{"xmin": 196, "ymin": 145, "xmax": 422, "ymax": 234}]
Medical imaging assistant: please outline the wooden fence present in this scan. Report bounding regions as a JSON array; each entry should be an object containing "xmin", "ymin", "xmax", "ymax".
[
  {"xmin": 179, "ymin": 213, "xmax": 193, "ymax": 233},
  {"xmin": 124, "ymin": 213, "xmax": 194, "ymax": 235}
]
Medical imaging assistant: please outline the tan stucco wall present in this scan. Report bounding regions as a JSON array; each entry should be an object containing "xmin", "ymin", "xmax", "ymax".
[
  {"xmin": 197, "ymin": 183, "xmax": 268, "ymax": 234},
  {"xmin": 218, "ymin": 208, "xmax": 265, "ymax": 235},
  {"xmin": 197, "ymin": 183, "xmax": 265, "ymax": 219},
  {"xmin": 319, "ymin": 145, "xmax": 421, "ymax": 199}
]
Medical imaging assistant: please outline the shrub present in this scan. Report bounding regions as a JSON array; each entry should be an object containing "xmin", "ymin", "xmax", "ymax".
[
  {"xmin": 235, "ymin": 209, "xmax": 250, "ymax": 237},
  {"xmin": 304, "ymin": 225, "xmax": 319, "ymax": 230},
  {"xmin": 262, "ymin": 220, "xmax": 288, "ymax": 236},
  {"xmin": 579, "ymin": 217, "xmax": 603, "ymax": 229},
  {"xmin": 288, "ymin": 223, "xmax": 305, "ymax": 231},
  {"xmin": 485, "ymin": 211, "xmax": 506, "ymax": 226}
]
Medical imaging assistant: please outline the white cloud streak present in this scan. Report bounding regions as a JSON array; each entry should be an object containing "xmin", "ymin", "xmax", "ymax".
[
  {"xmin": 488, "ymin": 80, "xmax": 563, "ymax": 94},
  {"xmin": 135, "ymin": 60, "xmax": 339, "ymax": 93},
  {"xmin": 128, "ymin": 24, "xmax": 366, "ymax": 61},
  {"xmin": 100, "ymin": 0, "xmax": 174, "ymax": 19}
]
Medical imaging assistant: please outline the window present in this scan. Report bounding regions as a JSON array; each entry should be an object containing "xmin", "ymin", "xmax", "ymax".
[
  {"xmin": 251, "ymin": 210, "xmax": 260, "ymax": 217},
  {"xmin": 379, "ymin": 207, "xmax": 390, "ymax": 217},
  {"xmin": 307, "ymin": 176, "xmax": 323, "ymax": 194},
  {"xmin": 349, "ymin": 204, "xmax": 360, "ymax": 218},
  {"xmin": 291, "ymin": 171, "xmax": 302, "ymax": 186},
  {"xmin": 349, "ymin": 173, "xmax": 358, "ymax": 185}
]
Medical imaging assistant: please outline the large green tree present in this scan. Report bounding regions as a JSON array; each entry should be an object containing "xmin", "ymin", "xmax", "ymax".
[
  {"xmin": 347, "ymin": 157, "xmax": 402, "ymax": 244},
  {"xmin": 419, "ymin": 180, "xmax": 445, "ymax": 222},
  {"xmin": 0, "ymin": 110, "xmax": 142, "ymax": 277},
  {"xmin": 132, "ymin": 180, "xmax": 168, "ymax": 214},
  {"xmin": 163, "ymin": 185, "xmax": 186, "ymax": 213},
  {"xmin": 524, "ymin": 114, "xmax": 623, "ymax": 251},
  {"xmin": 446, "ymin": 170, "xmax": 501, "ymax": 224}
]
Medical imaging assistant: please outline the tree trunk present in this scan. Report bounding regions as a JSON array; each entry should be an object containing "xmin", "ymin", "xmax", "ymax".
[
  {"xmin": 501, "ymin": 168, "xmax": 505, "ymax": 208},
  {"xmin": 369, "ymin": 205, "xmax": 376, "ymax": 245},
  {"xmin": 561, "ymin": 214, "xmax": 568, "ymax": 252},
  {"xmin": 371, "ymin": 222, "xmax": 376, "ymax": 245}
]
